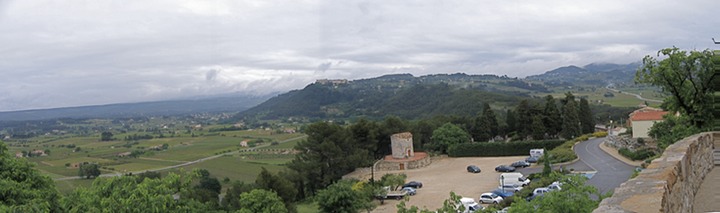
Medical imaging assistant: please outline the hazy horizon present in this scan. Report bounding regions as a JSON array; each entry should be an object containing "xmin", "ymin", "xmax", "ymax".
[{"xmin": 1, "ymin": 0, "xmax": 717, "ymax": 111}]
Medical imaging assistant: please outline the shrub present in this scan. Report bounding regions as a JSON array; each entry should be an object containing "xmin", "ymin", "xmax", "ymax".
[
  {"xmin": 592, "ymin": 131, "xmax": 608, "ymax": 138},
  {"xmin": 619, "ymin": 147, "xmax": 656, "ymax": 161},
  {"xmin": 574, "ymin": 134, "xmax": 590, "ymax": 142},
  {"xmin": 548, "ymin": 148, "xmax": 577, "ymax": 162}
]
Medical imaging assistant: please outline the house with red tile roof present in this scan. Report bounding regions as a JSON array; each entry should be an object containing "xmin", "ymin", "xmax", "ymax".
[{"xmin": 629, "ymin": 110, "xmax": 669, "ymax": 138}]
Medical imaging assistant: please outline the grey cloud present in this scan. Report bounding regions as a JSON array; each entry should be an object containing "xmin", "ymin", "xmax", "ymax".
[
  {"xmin": 316, "ymin": 62, "xmax": 332, "ymax": 73},
  {"xmin": 1, "ymin": 0, "xmax": 719, "ymax": 111},
  {"xmin": 206, "ymin": 69, "xmax": 220, "ymax": 81}
]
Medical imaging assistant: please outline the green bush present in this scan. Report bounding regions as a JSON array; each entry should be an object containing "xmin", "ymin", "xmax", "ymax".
[
  {"xmin": 619, "ymin": 147, "xmax": 656, "ymax": 161},
  {"xmin": 592, "ymin": 131, "xmax": 608, "ymax": 137},
  {"xmin": 447, "ymin": 140, "xmax": 565, "ymax": 157},
  {"xmin": 548, "ymin": 148, "xmax": 577, "ymax": 163}
]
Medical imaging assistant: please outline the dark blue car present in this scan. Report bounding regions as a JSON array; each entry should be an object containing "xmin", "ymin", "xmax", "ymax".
[{"xmin": 491, "ymin": 189, "xmax": 514, "ymax": 198}]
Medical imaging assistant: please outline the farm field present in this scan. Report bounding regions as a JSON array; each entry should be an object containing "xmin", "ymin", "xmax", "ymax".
[
  {"xmin": 7, "ymin": 129, "xmax": 305, "ymax": 180},
  {"xmin": 545, "ymin": 87, "xmax": 662, "ymax": 108}
]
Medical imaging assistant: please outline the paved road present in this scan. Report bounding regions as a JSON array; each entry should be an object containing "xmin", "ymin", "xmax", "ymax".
[
  {"xmin": 519, "ymin": 138, "xmax": 635, "ymax": 194},
  {"xmin": 575, "ymin": 138, "xmax": 636, "ymax": 194},
  {"xmin": 606, "ymin": 86, "xmax": 663, "ymax": 103},
  {"xmin": 54, "ymin": 135, "xmax": 308, "ymax": 181}
]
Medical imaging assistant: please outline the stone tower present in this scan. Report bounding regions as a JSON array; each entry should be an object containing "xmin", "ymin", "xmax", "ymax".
[{"xmin": 390, "ymin": 132, "xmax": 414, "ymax": 159}]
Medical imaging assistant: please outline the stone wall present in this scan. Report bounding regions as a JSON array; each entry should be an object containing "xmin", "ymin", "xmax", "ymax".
[
  {"xmin": 376, "ymin": 156, "xmax": 431, "ymax": 171},
  {"xmin": 594, "ymin": 132, "xmax": 717, "ymax": 213},
  {"xmin": 391, "ymin": 132, "xmax": 414, "ymax": 159},
  {"xmin": 605, "ymin": 135, "xmax": 642, "ymax": 151}
]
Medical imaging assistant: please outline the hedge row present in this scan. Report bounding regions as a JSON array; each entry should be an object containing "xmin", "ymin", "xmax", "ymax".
[
  {"xmin": 447, "ymin": 140, "xmax": 565, "ymax": 157},
  {"xmin": 618, "ymin": 147, "xmax": 657, "ymax": 161}
]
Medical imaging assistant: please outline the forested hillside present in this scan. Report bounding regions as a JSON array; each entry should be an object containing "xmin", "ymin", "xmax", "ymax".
[
  {"xmin": 526, "ymin": 62, "xmax": 640, "ymax": 87},
  {"xmin": 236, "ymin": 74, "xmax": 546, "ymax": 120}
]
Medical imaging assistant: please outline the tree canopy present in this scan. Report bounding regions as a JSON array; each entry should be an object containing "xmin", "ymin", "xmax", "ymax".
[
  {"xmin": 0, "ymin": 142, "xmax": 59, "ymax": 212},
  {"xmin": 636, "ymin": 47, "xmax": 717, "ymax": 127},
  {"xmin": 430, "ymin": 123, "xmax": 471, "ymax": 154},
  {"xmin": 61, "ymin": 172, "xmax": 210, "ymax": 212},
  {"xmin": 78, "ymin": 163, "xmax": 101, "ymax": 179},
  {"xmin": 236, "ymin": 189, "xmax": 288, "ymax": 213},
  {"xmin": 315, "ymin": 180, "xmax": 373, "ymax": 213}
]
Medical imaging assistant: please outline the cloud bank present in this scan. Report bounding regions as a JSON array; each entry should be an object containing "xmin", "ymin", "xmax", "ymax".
[{"xmin": 0, "ymin": 0, "xmax": 717, "ymax": 111}]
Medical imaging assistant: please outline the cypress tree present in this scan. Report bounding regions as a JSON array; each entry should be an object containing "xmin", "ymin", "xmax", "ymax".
[
  {"xmin": 531, "ymin": 115, "xmax": 546, "ymax": 140},
  {"xmin": 505, "ymin": 109, "xmax": 516, "ymax": 135},
  {"xmin": 579, "ymin": 98, "xmax": 595, "ymax": 134},
  {"xmin": 481, "ymin": 103, "xmax": 499, "ymax": 138},
  {"xmin": 515, "ymin": 100, "xmax": 532, "ymax": 139},
  {"xmin": 561, "ymin": 93, "xmax": 581, "ymax": 139},
  {"xmin": 543, "ymin": 95, "xmax": 562, "ymax": 137}
]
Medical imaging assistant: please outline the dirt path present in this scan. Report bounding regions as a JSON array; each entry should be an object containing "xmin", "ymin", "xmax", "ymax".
[{"xmin": 138, "ymin": 157, "xmax": 188, "ymax": 163}]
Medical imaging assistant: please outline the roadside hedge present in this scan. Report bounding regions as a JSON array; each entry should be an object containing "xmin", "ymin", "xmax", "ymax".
[
  {"xmin": 618, "ymin": 147, "xmax": 657, "ymax": 161},
  {"xmin": 447, "ymin": 140, "xmax": 565, "ymax": 157}
]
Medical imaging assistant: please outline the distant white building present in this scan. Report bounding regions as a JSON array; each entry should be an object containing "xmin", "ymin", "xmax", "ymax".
[{"xmin": 629, "ymin": 110, "xmax": 669, "ymax": 138}]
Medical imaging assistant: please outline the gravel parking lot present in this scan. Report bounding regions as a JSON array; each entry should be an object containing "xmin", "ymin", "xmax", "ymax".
[{"xmin": 366, "ymin": 156, "xmax": 529, "ymax": 213}]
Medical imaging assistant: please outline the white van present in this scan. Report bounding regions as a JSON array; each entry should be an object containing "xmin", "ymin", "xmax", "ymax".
[
  {"xmin": 530, "ymin": 149, "xmax": 545, "ymax": 157},
  {"xmin": 499, "ymin": 172, "xmax": 531, "ymax": 187},
  {"xmin": 458, "ymin": 197, "xmax": 483, "ymax": 213}
]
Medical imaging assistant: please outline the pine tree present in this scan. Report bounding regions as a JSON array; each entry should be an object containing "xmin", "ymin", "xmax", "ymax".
[{"xmin": 579, "ymin": 98, "xmax": 595, "ymax": 134}]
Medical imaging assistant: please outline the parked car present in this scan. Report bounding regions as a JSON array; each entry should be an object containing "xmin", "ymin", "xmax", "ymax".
[
  {"xmin": 401, "ymin": 187, "xmax": 417, "ymax": 196},
  {"xmin": 496, "ymin": 207, "xmax": 511, "ymax": 213},
  {"xmin": 510, "ymin": 160, "xmax": 531, "ymax": 168},
  {"xmin": 494, "ymin": 165, "xmax": 516, "ymax": 172},
  {"xmin": 458, "ymin": 197, "xmax": 484, "ymax": 213},
  {"xmin": 467, "ymin": 165, "xmax": 481, "ymax": 173},
  {"xmin": 498, "ymin": 172, "xmax": 531, "ymax": 187},
  {"xmin": 491, "ymin": 189, "xmax": 514, "ymax": 198},
  {"xmin": 527, "ymin": 187, "xmax": 549, "ymax": 201},
  {"xmin": 403, "ymin": 181, "xmax": 423, "ymax": 189},
  {"xmin": 497, "ymin": 184, "xmax": 523, "ymax": 192},
  {"xmin": 548, "ymin": 181, "xmax": 562, "ymax": 191},
  {"xmin": 525, "ymin": 156, "xmax": 540, "ymax": 163},
  {"xmin": 479, "ymin": 193, "xmax": 503, "ymax": 204}
]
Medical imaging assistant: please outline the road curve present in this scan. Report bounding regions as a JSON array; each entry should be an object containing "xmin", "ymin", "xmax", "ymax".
[
  {"xmin": 54, "ymin": 135, "xmax": 308, "ymax": 181},
  {"xmin": 574, "ymin": 137, "xmax": 636, "ymax": 194},
  {"xmin": 519, "ymin": 137, "xmax": 636, "ymax": 194}
]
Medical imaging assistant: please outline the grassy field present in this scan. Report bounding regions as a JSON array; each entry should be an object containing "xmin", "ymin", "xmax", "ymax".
[
  {"xmin": 545, "ymin": 87, "xmax": 663, "ymax": 108},
  {"xmin": 162, "ymin": 153, "xmax": 292, "ymax": 184},
  {"xmin": 8, "ymin": 129, "xmax": 305, "ymax": 179}
]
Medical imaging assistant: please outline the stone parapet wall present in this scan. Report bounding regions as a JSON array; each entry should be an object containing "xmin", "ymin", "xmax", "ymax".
[
  {"xmin": 594, "ymin": 132, "xmax": 717, "ymax": 213},
  {"xmin": 376, "ymin": 155, "xmax": 431, "ymax": 171}
]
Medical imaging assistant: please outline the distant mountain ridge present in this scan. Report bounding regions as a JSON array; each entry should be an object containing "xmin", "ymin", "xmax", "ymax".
[
  {"xmin": 235, "ymin": 73, "xmax": 542, "ymax": 120},
  {"xmin": 0, "ymin": 62, "xmax": 640, "ymax": 122},
  {"xmin": 0, "ymin": 94, "xmax": 272, "ymax": 121},
  {"xmin": 526, "ymin": 62, "xmax": 640, "ymax": 86}
]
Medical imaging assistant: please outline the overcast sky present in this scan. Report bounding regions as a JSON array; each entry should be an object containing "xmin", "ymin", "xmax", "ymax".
[{"xmin": 0, "ymin": 0, "xmax": 718, "ymax": 112}]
